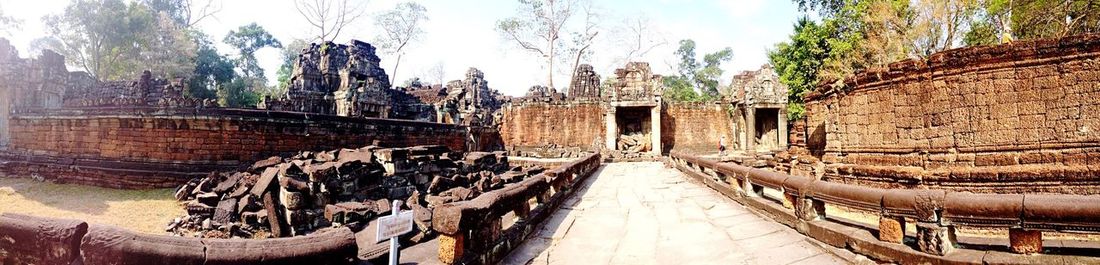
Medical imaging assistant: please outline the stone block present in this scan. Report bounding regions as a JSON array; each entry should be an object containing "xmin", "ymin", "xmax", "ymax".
[
  {"xmin": 438, "ymin": 232, "xmax": 465, "ymax": 265},
  {"xmin": 1009, "ymin": 228, "xmax": 1042, "ymax": 254},
  {"xmin": 878, "ymin": 216, "xmax": 905, "ymax": 244}
]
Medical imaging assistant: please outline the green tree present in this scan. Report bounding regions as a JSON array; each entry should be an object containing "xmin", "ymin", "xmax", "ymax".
[
  {"xmin": 768, "ymin": 17, "xmax": 833, "ymax": 120},
  {"xmin": 276, "ymin": 38, "xmax": 310, "ymax": 91},
  {"xmin": 43, "ymin": 0, "xmax": 156, "ymax": 79},
  {"xmin": 666, "ymin": 39, "xmax": 731, "ymax": 100},
  {"xmin": 217, "ymin": 77, "xmax": 260, "ymax": 108},
  {"xmin": 42, "ymin": 0, "xmax": 197, "ymax": 80},
  {"xmin": 223, "ymin": 23, "xmax": 282, "ymax": 80},
  {"xmin": 140, "ymin": 0, "xmax": 220, "ymax": 28},
  {"xmin": 188, "ymin": 32, "xmax": 235, "ymax": 99}
]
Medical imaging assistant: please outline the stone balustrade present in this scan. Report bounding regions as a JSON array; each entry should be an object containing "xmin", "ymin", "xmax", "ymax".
[
  {"xmin": 433, "ymin": 153, "xmax": 601, "ymax": 265},
  {"xmin": 669, "ymin": 151, "xmax": 1100, "ymax": 264},
  {"xmin": 0, "ymin": 213, "xmax": 358, "ymax": 265}
]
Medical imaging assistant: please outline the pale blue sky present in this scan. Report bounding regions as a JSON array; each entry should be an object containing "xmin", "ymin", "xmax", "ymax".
[{"xmin": 0, "ymin": 0, "xmax": 803, "ymax": 96}]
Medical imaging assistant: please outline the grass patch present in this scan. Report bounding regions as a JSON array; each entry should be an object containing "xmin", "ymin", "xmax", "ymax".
[{"xmin": 0, "ymin": 177, "xmax": 182, "ymax": 234}]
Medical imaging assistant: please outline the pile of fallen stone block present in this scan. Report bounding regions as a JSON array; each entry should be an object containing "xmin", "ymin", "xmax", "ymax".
[
  {"xmin": 169, "ymin": 145, "xmax": 544, "ymax": 241},
  {"xmin": 616, "ymin": 132, "xmax": 651, "ymax": 153}
]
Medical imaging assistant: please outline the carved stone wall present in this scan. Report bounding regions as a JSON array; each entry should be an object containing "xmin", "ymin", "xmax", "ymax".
[
  {"xmin": 610, "ymin": 62, "xmax": 661, "ymax": 101},
  {"xmin": 730, "ymin": 64, "xmax": 788, "ymax": 106},
  {"xmin": 800, "ymin": 33, "xmax": 1100, "ymax": 194}
]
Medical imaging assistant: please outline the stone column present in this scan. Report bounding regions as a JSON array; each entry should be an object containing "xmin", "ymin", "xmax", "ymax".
[
  {"xmin": 744, "ymin": 107, "xmax": 756, "ymax": 152},
  {"xmin": 0, "ymin": 86, "xmax": 9, "ymax": 149},
  {"xmin": 650, "ymin": 105, "xmax": 662, "ymax": 155},
  {"xmin": 778, "ymin": 107, "xmax": 789, "ymax": 149},
  {"xmin": 605, "ymin": 107, "xmax": 617, "ymax": 150}
]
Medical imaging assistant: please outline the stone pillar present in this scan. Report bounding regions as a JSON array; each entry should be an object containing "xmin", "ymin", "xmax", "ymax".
[
  {"xmin": 916, "ymin": 222, "xmax": 956, "ymax": 255},
  {"xmin": 1009, "ymin": 228, "xmax": 1042, "ymax": 254},
  {"xmin": 745, "ymin": 107, "xmax": 756, "ymax": 152},
  {"xmin": 650, "ymin": 105, "xmax": 662, "ymax": 155},
  {"xmin": 778, "ymin": 107, "xmax": 789, "ymax": 149},
  {"xmin": 438, "ymin": 232, "xmax": 465, "ymax": 264},
  {"xmin": 605, "ymin": 107, "xmax": 617, "ymax": 150},
  {"xmin": 795, "ymin": 197, "xmax": 822, "ymax": 221},
  {"xmin": 878, "ymin": 216, "xmax": 906, "ymax": 244},
  {"xmin": 0, "ymin": 86, "xmax": 9, "ymax": 149}
]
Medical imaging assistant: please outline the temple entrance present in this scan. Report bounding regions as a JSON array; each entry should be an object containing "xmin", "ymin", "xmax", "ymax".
[
  {"xmin": 615, "ymin": 106, "xmax": 652, "ymax": 153},
  {"xmin": 754, "ymin": 108, "xmax": 780, "ymax": 151}
]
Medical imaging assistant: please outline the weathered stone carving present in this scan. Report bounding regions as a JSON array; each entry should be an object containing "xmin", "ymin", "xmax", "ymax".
[
  {"xmin": 729, "ymin": 64, "xmax": 788, "ymax": 105},
  {"xmin": 610, "ymin": 62, "xmax": 661, "ymax": 101},
  {"xmin": 266, "ymin": 40, "xmax": 392, "ymax": 118},
  {"xmin": 435, "ymin": 68, "xmax": 504, "ymax": 126},
  {"xmin": 568, "ymin": 64, "xmax": 600, "ymax": 99}
]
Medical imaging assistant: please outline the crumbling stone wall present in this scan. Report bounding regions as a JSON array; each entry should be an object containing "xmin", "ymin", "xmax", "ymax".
[
  {"xmin": 499, "ymin": 102, "xmax": 605, "ymax": 151},
  {"xmin": 265, "ymin": 40, "xmax": 391, "ymax": 117},
  {"xmin": 2, "ymin": 108, "xmax": 468, "ymax": 188},
  {"xmin": 662, "ymin": 102, "xmax": 739, "ymax": 153},
  {"xmin": 568, "ymin": 64, "xmax": 600, "ymax": 99},
  {"xmin": 800, "ymin": 33, "xmax": 1100, "ymax": 194}
]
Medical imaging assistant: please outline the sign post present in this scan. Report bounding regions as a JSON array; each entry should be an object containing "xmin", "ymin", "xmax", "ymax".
[{"xmin": 377, "ymin": 200, "xmax": 414, "ymax": 265}]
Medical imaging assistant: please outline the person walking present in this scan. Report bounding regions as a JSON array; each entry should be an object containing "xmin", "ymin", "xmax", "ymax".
[{"xmin": 719, "ymin": 136, "xmax": 727, "ymax": 156}]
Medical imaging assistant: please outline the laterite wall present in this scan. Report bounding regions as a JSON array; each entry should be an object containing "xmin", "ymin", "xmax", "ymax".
[
  {"xmin": 801, "ymin": 33, "xmax": 1100, "ymax": 194},
  {"xmin": 1, "ymin": 108, "xmax": 468, "ymax": 188}
]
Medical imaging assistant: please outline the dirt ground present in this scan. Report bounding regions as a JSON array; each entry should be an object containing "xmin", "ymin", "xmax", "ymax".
[{"xmin": 0, "ymin": 177, "xmax": 182, "ymax": 234}]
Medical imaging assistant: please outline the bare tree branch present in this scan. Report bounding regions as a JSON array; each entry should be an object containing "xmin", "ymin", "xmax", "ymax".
[{"xmin": 295, "ymin": 0, "xmax": 367, "ymax": 43}]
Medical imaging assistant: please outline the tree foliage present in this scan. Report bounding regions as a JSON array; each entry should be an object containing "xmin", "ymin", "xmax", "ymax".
[
  {"xmin": 664, "ymin": 39, "xmax": 731, "ymax": 101},
  {"xmin": 188, "ymin": 32, "xmax": 235, "ymax": 99},
  {"xmin": 768, "ymin": 17, "xmax": 832, "ymax": 120},
  {"xmin": 375, "ymin": 2, "xmax": 428, "ymax": 84},
  {"xmin": 0, "ymin": 4, "xmax": 22, "ymax": 37},
  {"xmin": 276, "ymin": 39, "xmax": 310, "ymax": 91},
  {"xmin": 223, "ymin": 23, "xmax": 282, "ymax": 80},
  {"xmin": 43, "ymin": 0, "xmax": 193, "ymax": 79}
]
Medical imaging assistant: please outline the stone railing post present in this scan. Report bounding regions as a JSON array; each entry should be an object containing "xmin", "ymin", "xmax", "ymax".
[
  {"xmin": 1009, "ymin": 228, "xmax": 1042, "ymax": 254},
  {"xmin": 438, "ymin": 232, "xmax": 466, "ymax": 264},
  {"xmin": 795, "ymin": 197, "xmax": 822, "ymax": 221},
  {"xmin": 916, "ymin": 222, "xmax": 956, "ymax": 255},
  {"xmin": 878, "ymin": 215, "xmax": 906, "ymax": 244}
]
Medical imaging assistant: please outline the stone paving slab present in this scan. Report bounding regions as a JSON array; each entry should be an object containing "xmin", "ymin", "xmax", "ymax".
[{"xmin": 501, "ymin": 162, "xmax": 846, "ymax": 265}]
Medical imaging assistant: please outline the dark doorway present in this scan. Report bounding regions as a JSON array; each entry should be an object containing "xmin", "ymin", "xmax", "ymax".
[
  {"xmin": 615, "ymin": 107, "xmax": 652, "ymax": 152},
  {"xmin": 754, "ymin": 108, "xmax": 779, "ymax": 151}
]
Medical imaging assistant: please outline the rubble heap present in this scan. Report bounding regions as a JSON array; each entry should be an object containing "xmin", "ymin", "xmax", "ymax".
[
  {"xmin": 568, "ymin": 64, "xmax": 601, "ymax": 99},
  {"xmin": 169, "ymin": 145, "xmax": 545, "ymax": 241},
  {"xmin": 616, "ymin": 133, "xmax": 652, "ymax": 153},
  {"xmin": 520, "ymin": 85, "xmax": 565, "ymax": 102},
  {"xmin": 264, "ymin": 40, "xmax": 392, "ymax": 117}
]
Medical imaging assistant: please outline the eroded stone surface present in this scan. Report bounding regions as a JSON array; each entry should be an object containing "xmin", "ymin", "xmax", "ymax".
[{"xmin": 503, "ymin": 162, "xmax": 845, "ymax": 265}]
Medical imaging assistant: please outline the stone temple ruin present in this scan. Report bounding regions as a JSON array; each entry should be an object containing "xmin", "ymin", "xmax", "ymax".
[{"xmin": 5, "ymin": 33, "xmax": 1100, "ymax": 265}]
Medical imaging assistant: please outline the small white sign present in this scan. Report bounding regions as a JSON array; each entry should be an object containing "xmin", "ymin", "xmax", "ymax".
[{"xmin": 376, "ymin": 210, "xmax": 415, "ymax": 242}]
